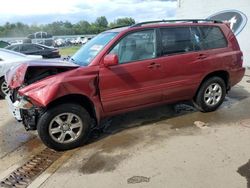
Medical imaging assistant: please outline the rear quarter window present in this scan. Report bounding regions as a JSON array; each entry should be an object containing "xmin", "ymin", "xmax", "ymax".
[{"xmin": 199, "ymin": 26, "xmax": 228, "ymax": 50}]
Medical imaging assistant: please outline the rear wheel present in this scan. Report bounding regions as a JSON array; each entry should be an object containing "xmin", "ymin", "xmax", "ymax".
[
  {"xmin": 0, "ymin": 78, "xmax": 9, "ymax": 98},
  {"xmin": 193, "ymin": 77, "xmax": 226, "ymax": 112},
  {"xmin": 37, "ymin": 103, "xmax": 91, "ymax": 151}
]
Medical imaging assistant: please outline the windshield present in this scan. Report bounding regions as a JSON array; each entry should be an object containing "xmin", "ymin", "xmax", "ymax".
[{"xmin": 70, "ymin": 32, "xmax": 118, "ymax": 66}]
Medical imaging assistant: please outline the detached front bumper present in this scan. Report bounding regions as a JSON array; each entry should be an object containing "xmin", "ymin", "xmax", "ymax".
[
  {"xmin": 5, "ymin": 94, "xmax": 40, "ymax": 130},
  {"xmin": 5, "ymin": 95, "xmax": 22, "ymax": 121}
]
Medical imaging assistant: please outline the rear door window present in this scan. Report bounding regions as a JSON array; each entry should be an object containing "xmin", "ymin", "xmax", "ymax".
[{"xmin": 160, "ymin": 27, "xmax": 194, "ymax": 56}]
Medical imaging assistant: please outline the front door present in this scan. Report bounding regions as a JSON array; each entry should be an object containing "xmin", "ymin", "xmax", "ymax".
[{"xmin": 99, "ymin": 29, "xmax": 165, "ymax": 113}]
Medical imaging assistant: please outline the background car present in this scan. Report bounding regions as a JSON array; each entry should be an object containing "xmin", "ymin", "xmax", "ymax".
[
  {"xmin": 27, "ymin": 31, "xmax": 53, "ymax": 46},
  {"xmin": 5, "ymin": 43, "xmax": 61, "ymax": 58},
  {"xmin": 0, "ymin": 41, "xmax": 10, "ymax": 48},
  {"xmin": 0, "ymin": 48, "xmax": 42, "ymax": 97}
]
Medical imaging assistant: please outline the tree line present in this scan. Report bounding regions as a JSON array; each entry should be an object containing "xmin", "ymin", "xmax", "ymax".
[{"xmin": 0, "ymin": 16, "xmax": 135, "ymax": 37}]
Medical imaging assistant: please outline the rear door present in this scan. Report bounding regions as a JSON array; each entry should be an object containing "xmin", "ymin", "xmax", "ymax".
[
  {"xmin": 99, "ymin": 29, "xmax": 166, "ymax": 112},
  {"xmin": 195, "ymin": 26, "xmax": 229, "ymax": 69},
  {"xmin": 157, "ymin": 26, "xmax": 229, "ymax": 102},
  {"xmin": 157, "ymin": 26, "xmax": 206, "ymax": 101}
]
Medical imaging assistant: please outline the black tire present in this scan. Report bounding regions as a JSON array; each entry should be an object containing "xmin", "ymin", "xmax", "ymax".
[
  {"xmin": 193, "ymin": 77, "xmax": 226, "ymax": 112},
  {"xmin": 37, "ymin": 103, "xmax": 91, "ymax": 151},
  {"xmin": 0, "ymin": 78, "xmax": 8, "ymax": 98}
]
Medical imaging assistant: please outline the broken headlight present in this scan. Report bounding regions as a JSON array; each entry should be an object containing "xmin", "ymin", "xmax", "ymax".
[{"xmin": 13, "ymin": 97, "xmax": 34, "ymax": 110}]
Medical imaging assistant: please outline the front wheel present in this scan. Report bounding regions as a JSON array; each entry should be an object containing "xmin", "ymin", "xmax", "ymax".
[
  {"xmin": 193, "ymin": 77, "xmax": 226, "ymax": 112},
  {"xmin": 37, "ymin": 103, "xmax": 91, "ymax": 151}
]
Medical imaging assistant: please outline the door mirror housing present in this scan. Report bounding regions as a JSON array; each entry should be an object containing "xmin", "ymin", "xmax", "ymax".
[{"xmin": 103, "ymin": 54, "xmax": 118, "ymax": 67}]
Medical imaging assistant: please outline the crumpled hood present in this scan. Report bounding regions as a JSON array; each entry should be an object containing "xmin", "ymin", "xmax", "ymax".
[
  {"xmin": 17, "ymin": 65, "xmax": 99, "ymax": 107},
  {"xmin": 5, "ymin": 60, "xmax": 79, "ymax": 89}
]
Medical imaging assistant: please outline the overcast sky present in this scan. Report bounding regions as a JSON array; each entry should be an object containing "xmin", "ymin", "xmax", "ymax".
[{"xmin": 0, "ymin": 0, "xmax": 177, "ymax": 25}]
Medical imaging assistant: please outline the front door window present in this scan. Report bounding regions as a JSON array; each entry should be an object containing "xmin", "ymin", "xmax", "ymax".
[{"xmin": 109, "ymin": 29, "xmax": 157, "ymax": 64}]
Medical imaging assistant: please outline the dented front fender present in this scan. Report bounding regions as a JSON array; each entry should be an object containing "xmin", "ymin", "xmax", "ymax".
[{"xmin": 18, "ymin": 66, "xmax": 100, "ymax": 107}]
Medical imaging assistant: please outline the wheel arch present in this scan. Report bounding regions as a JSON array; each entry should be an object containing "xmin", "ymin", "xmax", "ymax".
[
  {"xmin": 46, "ymin": 94, "xmax": 97, "ymax": 124},
  {"xmin": 194, "ymin": 70, "xmax": 229, "ymax": 99}
]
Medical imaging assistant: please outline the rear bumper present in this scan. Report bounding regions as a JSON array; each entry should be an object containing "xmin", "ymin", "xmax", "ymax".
[
  {"xmin": 44, "ymin": 53, "xmax": 61, "ymax": 58},
  {"xmin": 230, "ymin": 67, "xmax": 246, "ymax": 87}
]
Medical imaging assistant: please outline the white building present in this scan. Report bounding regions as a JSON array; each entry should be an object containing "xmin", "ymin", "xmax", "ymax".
[{"xmin": 176, "ymin": 0, "xmax": 250, "ymax": 67}]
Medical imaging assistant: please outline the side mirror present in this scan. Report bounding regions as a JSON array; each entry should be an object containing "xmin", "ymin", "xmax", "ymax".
[{"xmin": 103, "ymin": 54, "xmax": 118, "ymax": 67}]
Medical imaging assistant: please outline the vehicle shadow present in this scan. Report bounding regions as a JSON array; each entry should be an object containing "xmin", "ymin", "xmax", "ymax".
[
  {"xmin": 74, "ymin": 86, "xmax": 250, "ymax": 175},
  {"xmin": 87, "ymin": 85, "xmax": 250, "ymax": 145}
]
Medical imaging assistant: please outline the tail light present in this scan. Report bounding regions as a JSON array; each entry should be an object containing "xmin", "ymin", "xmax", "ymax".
[
  {"xmin": 241, "ymin": 54, "xmax": 244, "ymax": 66},
  {"xmin": 238, "ymin": 53, "xmax": 244, "ymax": 67}
]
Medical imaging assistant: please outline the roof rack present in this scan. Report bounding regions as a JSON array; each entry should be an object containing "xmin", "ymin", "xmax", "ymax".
[
  {"xmin": 131, "ymin": 19, "xmax": 223, "ymax": 27},
  {"xmin": 108, "ymin": 24, "xmax": 132, "ymax": 30}
]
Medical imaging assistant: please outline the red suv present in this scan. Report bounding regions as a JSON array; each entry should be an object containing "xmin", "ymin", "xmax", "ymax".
[{"xmin": 5, "ymin": 20, "xmax": 245, "ymax": 150}]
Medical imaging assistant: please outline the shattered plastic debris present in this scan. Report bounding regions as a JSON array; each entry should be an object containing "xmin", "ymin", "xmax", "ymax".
[
  {"xmin": 239, "ymin": 119, "xmax": 250, "ymax": 128},
  {"xmin": 127, "ymin": 176, "xmax": 150, "ymax": 184},
  {"xmin": 194, "ymin": 121, "xmax": 209, "ymax": 129}
]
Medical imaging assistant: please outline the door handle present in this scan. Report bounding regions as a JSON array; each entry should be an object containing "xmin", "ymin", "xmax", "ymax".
[
  {"xmin": 147, "ymin": 62, "xmax": 161, "ymax": 69},
  {"xmin": 197, "ymin": 54, "xmax": 208, "ymax": 60}
]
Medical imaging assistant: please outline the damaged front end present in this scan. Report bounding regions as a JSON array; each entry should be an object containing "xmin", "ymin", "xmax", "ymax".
[
  {"xmin": 5, "ymin": 60, "xmax": 79, "ymax": 130},
  {"xmin": 6, "ymin": 92, "xmax": 45, "ymax": 130}
]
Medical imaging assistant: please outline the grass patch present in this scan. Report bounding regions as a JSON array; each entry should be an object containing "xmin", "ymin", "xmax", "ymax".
[{"xmin": 59, "ymin": 46, "xmax": 81, "ymax": 56}]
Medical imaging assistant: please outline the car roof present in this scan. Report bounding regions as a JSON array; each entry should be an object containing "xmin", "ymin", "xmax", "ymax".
[
  {"xmin": 6, "ymin": 43, "xmax": 53, "ymax": 49},
  {"xmin": 106, "ymin": 26, "xmax": 130, "ymax": 33},
  {"xmin": 34, "ymin": 43, "xmax": 53, "ymax": 49},
  {"xmin": 23, "ymin": 43, "xmax": 53, "ymax": 49}
]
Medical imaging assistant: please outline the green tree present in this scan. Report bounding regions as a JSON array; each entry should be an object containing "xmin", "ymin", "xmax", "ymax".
[
  {"xmin": 109, "ymin": 17, "xmax": 135, "ymax": 28},
  {"xmin": 0, "ymin": 16, "xmax": 136, "ymax": 37},
  {"xmin": 95, "ymin": 16, "xmax": 108, "ymax": 28}
]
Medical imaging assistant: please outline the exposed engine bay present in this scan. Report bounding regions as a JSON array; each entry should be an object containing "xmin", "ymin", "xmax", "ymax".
[
  {"xmin": 24, "ymin": 66, "xmax": 75, "ymax": 85},
  {"xmin": 6, "ymin": 61, "xmax": 79, "ymax": 130}
]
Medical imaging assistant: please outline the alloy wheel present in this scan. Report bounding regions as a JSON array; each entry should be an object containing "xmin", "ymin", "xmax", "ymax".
[
  {"xmin": 204, "ymin": 83, "xmax": 222, "ymax": 106},
  {"xmin": 49, "ymin": 113, "xmax": 84, "ymax": 144}
]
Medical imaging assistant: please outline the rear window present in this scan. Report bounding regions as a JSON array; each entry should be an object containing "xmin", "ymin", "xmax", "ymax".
[{"xmin": 191, "ymin": 26, "xmax": 227, "ymax": 50}]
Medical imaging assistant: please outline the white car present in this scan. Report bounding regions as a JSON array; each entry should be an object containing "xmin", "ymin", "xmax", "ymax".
[{"xmin": 0, "ymin": 49, "xmax": 42, "ymax": 97}]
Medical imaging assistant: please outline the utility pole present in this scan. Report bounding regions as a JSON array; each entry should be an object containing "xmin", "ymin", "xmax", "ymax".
[{"xmin": 178, "ymin": 0, "xmax": 181, "ymax": 7}]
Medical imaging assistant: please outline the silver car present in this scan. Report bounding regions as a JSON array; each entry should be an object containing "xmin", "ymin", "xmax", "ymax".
[{"xmin": 0, "ymin": 49, "xmax": 42, "ymax": 97}]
